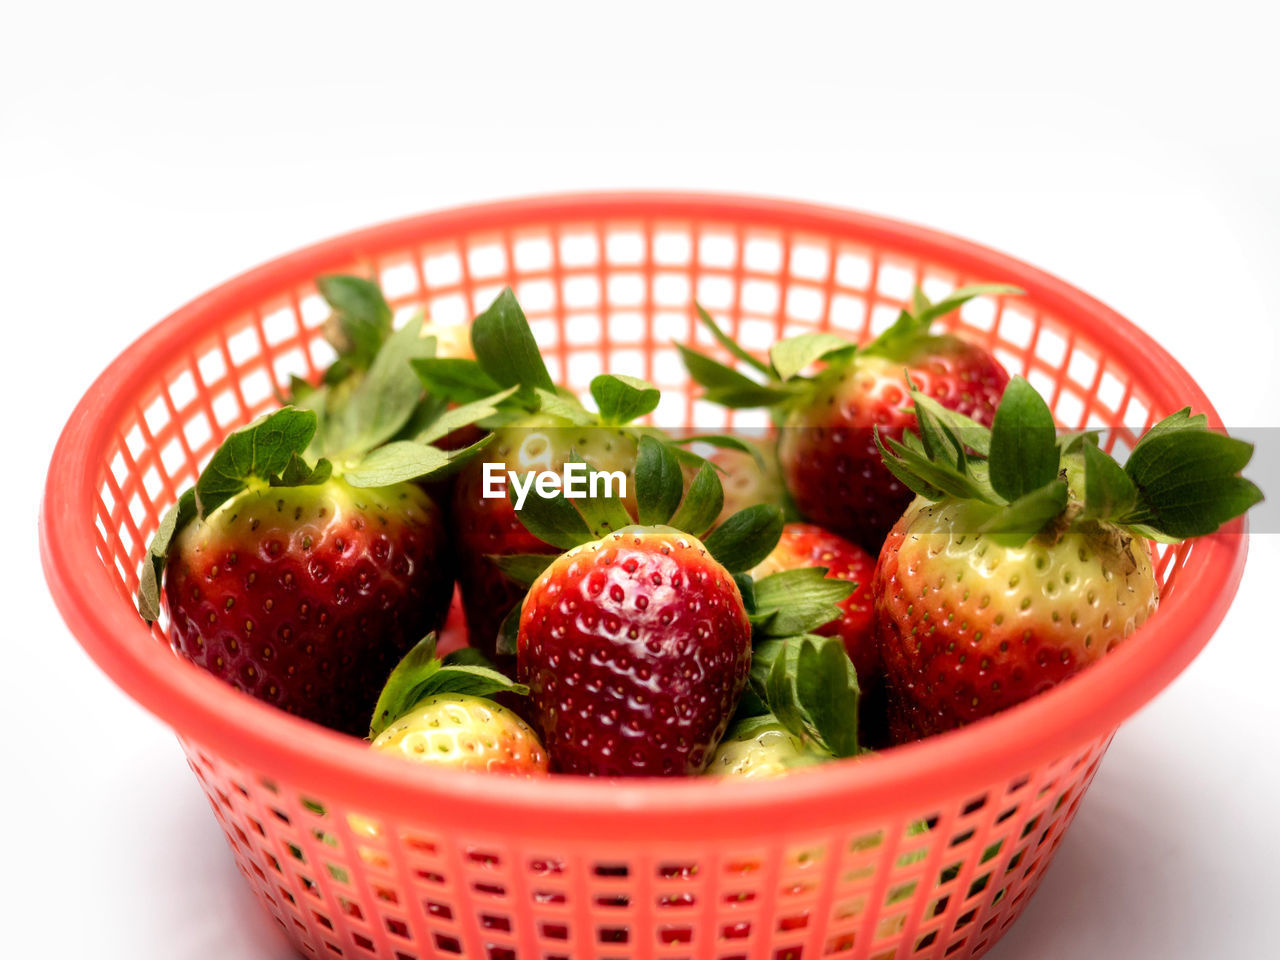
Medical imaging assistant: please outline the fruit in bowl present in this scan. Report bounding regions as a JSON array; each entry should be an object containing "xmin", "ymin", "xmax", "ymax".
[
  {"xmin": 679, "ymin": 286, "xmax": 1015, "ymax": 554},
  {"xmin": 872, "ymin": 378, "xmax": 1262, "ymax": 739},
  {"xmin": 136, "ymin": 277, "xmax": 1262, "ymax": 777}
]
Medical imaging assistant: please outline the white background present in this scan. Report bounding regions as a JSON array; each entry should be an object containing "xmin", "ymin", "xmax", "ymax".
[{"xmin": 4, "ymin": 2, "xmax": 1278, "ymax": 956}]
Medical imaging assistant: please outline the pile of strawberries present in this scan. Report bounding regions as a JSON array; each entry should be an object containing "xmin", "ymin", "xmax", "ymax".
[{"xmin": 141, "ymin": 278, "xmax": 1262, "ymax": 779}]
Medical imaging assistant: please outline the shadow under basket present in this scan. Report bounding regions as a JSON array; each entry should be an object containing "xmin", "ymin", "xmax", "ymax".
[{"xmin": 41, "ymin": 193, "xmax": 1247, "ymax": 960}]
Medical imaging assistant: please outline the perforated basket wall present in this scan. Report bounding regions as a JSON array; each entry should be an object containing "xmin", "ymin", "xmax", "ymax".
[{"xmin": 42, "ymin": 194, "xmax": 1248, "ymax": 960}]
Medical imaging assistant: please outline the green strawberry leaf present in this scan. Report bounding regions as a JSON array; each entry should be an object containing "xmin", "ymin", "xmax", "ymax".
[
  {"xmin": 566, "ymin": 452, "xmax": 634, "ymax": 537},
  {"xmin": 973, "ymin": 479, "xmax": 1069, "ymax": 544},
  {"xmin": 668, "ymin": 461, "xmax": 725, "ymax": 538},
  {"xmin": 911, "ymin": 381, "xmax": 969, "ymax": 475},
  {"xmin": 635, "ymin": 435, "xmax": 685, "ymax": 525},
  {"xmin": 770, "ymin": 332, "xmax": 852, "ymax": 382},
  {"xmin": 751, "ymin": 636, "xmax": 860, "ymax": 758},
  {"xmin": 369, "ymin": 633, "xmax": 527, "ymax": 739},
  {"xmin": 343, "ymin": 434, "xmax": 492, "ymax": 487},
  {"xmin": 668, "ymin": 433, "xmax": 767, "ymax": 469},
  {"xmin": 534, "ymin": 388, "xmax": 597, "ymax": 425},
  {"xmin": 137, "ymin": 488, "xmax": 196, "ymax": 623},
  {"xmin": 415, "ymin": 386, "xmax": 519, "ymax": 445},
  {"xmin": 909, "ymin": 392, "xmax": 992, "ymax": 456},
  {"xmin": 702, "ymin": 504, "xmax": 785, "ymax": 573},
  {"xmin": 751, "ymin": 568, "xmax": 854, "ymax": 637},
  {"xmin": 911, "ymin": 283, "xmax": 1022, "ymax": 326},
  {"xmin": 988, "ymin": 376, "xmax": 1060, "ymax": 502},
  {"xmin": 270, "ymin": 454, "xmax": 333, "ymax": 487},
  {"xmin": 322, "ymin": 317, "xmax": 437, "ymax": 458},
  {"xmin": 590, "ymin": 374, "xmax": 660, "ymax": 425},
  {"xmin": 1081, "ymin": 441, "xmax": 1138, "ymax": 520},
  {"xmin": 878, "ymin": 432, "xmax": 993, "ymax": 501},
  {"xmin": 195, "ymin": 408, "xmax": 319, "ymax": 517},
  {"xmin": 1128, "ymin": 407, "xmax": 1207, "ymax": 447},
  {"xmin": 1121, "ymin": 423, "xmax": 1262, "ymax": 538},
  {"xmin": 734, "ymin": 572, "xmax": 757, "ymax": 613},
  {"xmin": 795, "ymin": 638, "xmax": 861, "ymax": 759},
  {"xmin": 441, "ymin": 647, "xmax": 497, "ymax": 668},
  {"xmin": 694, "ymin": 303, "xmax": 772, "ymax": 376},
  {"xmin": 316, "ymin": 275, "xmax": 393, "ymax": 371},
  {"xmin": 491, "ymin": 553, "xmax": 557, "ymax": 586},
  {"xmin": 865, "ymin": 284, "xmax": 1020, "ymax": 360},
  {"xmin": 510, "ymin": 480, "xmax": 592, "ymax": 550},
  {"xmin": 471, "ymin": 287, "xmax": 555, "ymax": 396},
  {"xmin": 411, "ymin": 357, "xmax": 505, "ymax": 404},
  {"xmin": 676, "ymin": 344, "xmax": 797, "ymax": 408},
  {"xmin": 412, "ymin": 665, "xmax": 527, "ymax": 703},
  {"xmin": 369, "ymin": 632, "xmax": 438, "ymax": 738}
]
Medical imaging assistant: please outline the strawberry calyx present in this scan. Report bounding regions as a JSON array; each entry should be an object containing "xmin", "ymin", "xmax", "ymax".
[
  {"xmin": 368, "ymin": 633, "xmax": 527, "ymax": 740},
  {"xmin": 731, "ymin": 634, "xmax": 863, "ymax": 761},
  {"xmin": 507, "ymin": 433, "xmax": 786, "ymax": 573},
  {"xmin": 678, "ymin": 285, "xmax": 1020, "ymax": 410},
  {"xmin": 875, "ymin": 376, "xmax": 1263, "ymax": 547},
  {"xmin": 413, "ymin": 286, "xmax": 758, "ymax": 466}
]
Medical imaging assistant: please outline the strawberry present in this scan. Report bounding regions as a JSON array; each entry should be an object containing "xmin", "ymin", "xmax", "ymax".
[
  {"xmin": 679, "ymin": 287, "xmax": 1016, "ymax": 553},
  {"xmin": 872, "ymin": 378, "xmax": 1262, "ymax": 739},
  {"xmin": 519, "ymin": 526, "xmax": 752, "ymax": 775},
  {"xmin": 140, "ymin": 280, "xmax": 504, "ymax": 735},
  {"xmin": 750, "ymin": 523, "xmax": 876, "ymax": 683},
  {"xmin": 503, "ymin": 435, "xmax": 783, "ymax": 775},
  {"xmin": 707, "ymin": 716, "xmax": 826, "ymax": 779},
  {"xmin": 414, "ymin": 288, "xmax": 753, "ymax": 661},
  {"xmin": 368, "ymin": 635, "xmax": 546, "ymax": 774},
  {"xmin": 506, "ymin": 435, "xmax": 864, "ymax": 776},
  {"xmin": 373, "ymin": 695, "xmax": 547, "ymax": 774}
]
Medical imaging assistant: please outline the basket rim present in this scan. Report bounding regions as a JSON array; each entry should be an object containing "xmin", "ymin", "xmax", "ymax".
[{"xmin": 40, "ymin": 191, "xmax": 1248, "ymax": 840}]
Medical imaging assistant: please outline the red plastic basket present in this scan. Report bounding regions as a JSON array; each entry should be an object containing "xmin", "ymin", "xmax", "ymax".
[{"xmin": 41, "ymin": 193, "xmax": 1247, "ymax": 960}]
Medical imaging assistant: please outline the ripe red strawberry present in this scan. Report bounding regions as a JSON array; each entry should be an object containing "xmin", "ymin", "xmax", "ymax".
[
  {"xmin": 506, "ymin": 436, "xmax": 792, "ymax": 775},
  {"xmin": 872, "ymin": 378, "xmax": 1262, "ymax": 739},
  {"xmin": 680, "ymin": 288, "xmax": 1015, "ymax": 553},
  {"xmin": 751, "ymin": 522, "xmax": 876, "ymax": 683},
  {"xmin": 368, "ymin": 635, "xmax": 546, "ymax": 774},
  {"xmin": 519, "ymin": 527, "xmax": 753, "ymax": 775},
  {"xmin": 141, "ymin": 280, "xmax": 501, "ymax": 735},
  {"xmin": 161, "ymin": 476, "xmax": 451, "ymax": 736}
]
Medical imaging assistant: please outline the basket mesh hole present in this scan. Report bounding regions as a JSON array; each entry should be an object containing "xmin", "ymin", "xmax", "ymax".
[
  {"xmin": 379, "ymin": 259, "xmax": 420, "ymax": 297},
  {"xmin": 791, "ymin": 242, "xmax": 830, "ymax": 280},
  {"xmin": 425, "ymin": 251, "xmax": 463, "ymax": 287},
  {"xmin": 513, "ymin": 237, "xmax": 553, "ymax": 271},
  {"xmin": 654, "ymin": 272, "xmax": 690, "ymax": 307},
  {"xmin": 698, "ymin": 232, "xmax": 737, "ymax": 267},
  {"xmin": 696, "ymin": 274, "xmax": 734, "ymax": 309},
  {"xmin": 516, "ymin": 280, "xmax": 555, "ymax": 313},
  {"xmin": 877, "ymin": 261, "xmax": 915, "ymax": 300},
  {"xmin": 653, "ymin": 229, "xmax": 692, "ymax": 266},
  {"xmin": 607, "ymin": 230, "xmax": 644, "ymax": 265},
  {"xmin": 787, "ymin": 285, "xmax": 826, "ymax": 322},
  {"xmin": 608, "ymin": 274, "xmax": 645, "ymax": 308},
  {"xmin": 559, "ymin": 232, "xmax": 598, "ymax": 267}
]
